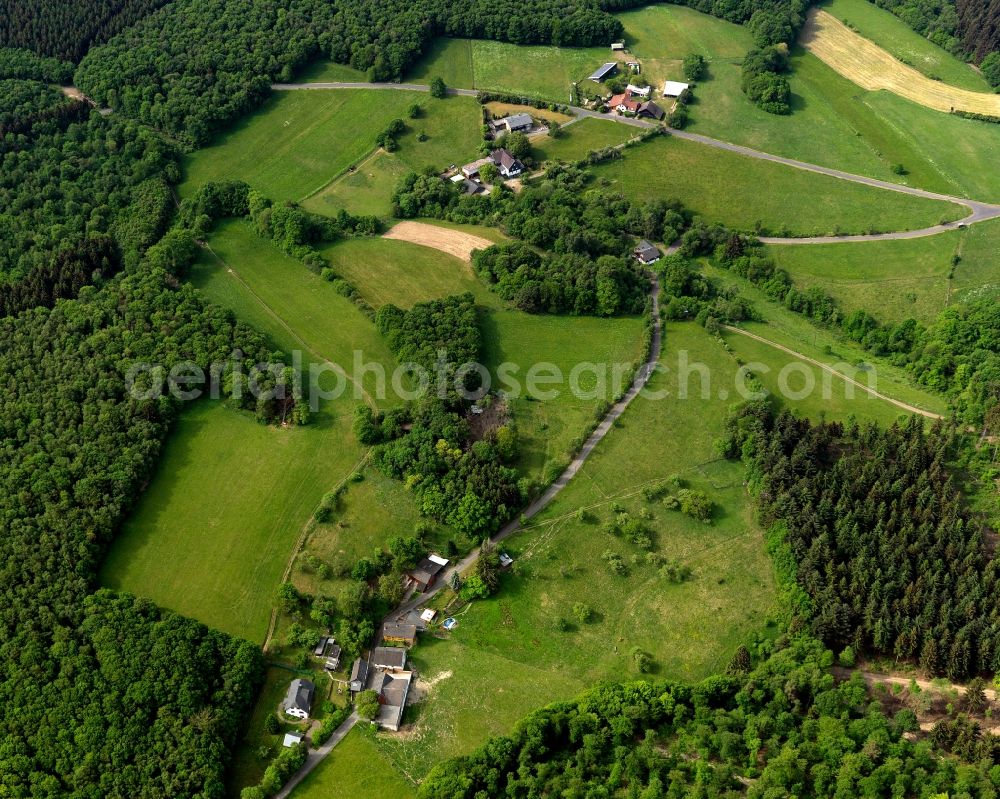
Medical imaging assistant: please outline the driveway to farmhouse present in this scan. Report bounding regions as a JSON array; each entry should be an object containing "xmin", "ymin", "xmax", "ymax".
[{"xmin": 272, "ymin": 82, "xmax": 1000, "ymax": 241}]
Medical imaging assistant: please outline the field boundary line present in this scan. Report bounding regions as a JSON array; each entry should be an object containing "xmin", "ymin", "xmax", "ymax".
[
  {"xmin": 720, "ymin": 324, "xmax": 943, "ymax": 419},
  {"xmin": 262, "ymin": 449, "xmax": 373, "ymax": 650},
  {"xmin": 299, "ymin": 145, "xmax": 382, "ymax": 203},
  {"xmin": 201, "ymin": 237, "xmax": 378, "ymax": 409}
]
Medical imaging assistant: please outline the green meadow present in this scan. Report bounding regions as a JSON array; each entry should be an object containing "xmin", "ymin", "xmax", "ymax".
[
  {"xmin": 766, "ymin": 233, "xmax": 962, "ymax": 325},
  {"xmin": 294, "ymin": 727, "xmax": 417, "ymax": 799},
  {"xmin": 404, "ymin": 5, "xmax": 751, "ymax": 100},
  {"xmin": 589, "ymin": 135, "xmax": 963, "ymax": 235},
  {"xmin": 703, "ymin": 261, "xmax": 949, "ymax": 417},
  {"xmin": 686, "ymin": 52, "xmax": 1000, "ymax": 202},
  {"xmin": 181, "ymin": 90, "xmax": 482, "ymax": 204},
  {"xmin": 316, "ymin": 228, "xmax": 647, "ymax": 481},
  {"xmin": 820, "ymin": 0, "xmax": 990, "ymax": 92},
  {"xmin": 368, "ymin": 323, "xmax": 779, "ymax": 783},
  {"xmin": 532, "ymin": 117, "xmax": 640, "ymax": 163},
  {"xmin": 100, "ymin": 395, "xmax": 362, "ymax": 643}
]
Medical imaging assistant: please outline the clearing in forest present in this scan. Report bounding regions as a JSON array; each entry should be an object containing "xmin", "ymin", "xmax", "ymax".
[{"xmin": 801, "ymin": 10, "xmax": 1000, "ymax": 116}]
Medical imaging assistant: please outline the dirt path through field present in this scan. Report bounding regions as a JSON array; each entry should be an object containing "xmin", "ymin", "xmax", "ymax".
[
  {"xmin": 721, "ymin": 324, "xmax": 944, "ymax": 419},
  {"xmin": 801, "ymin": 10, "xmax": 1000, "ymax": 116},
  {"xmin": 383, "ymin": 220, "xmax": 493, "ymax": 262}
]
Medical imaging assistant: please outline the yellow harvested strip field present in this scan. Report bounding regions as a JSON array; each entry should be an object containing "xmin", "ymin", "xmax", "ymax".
[
  {"xmin": 801, "ymin": 10, "xmax": 1000, "ymax": 116},
  {"xmin": 382, "ymin": 221, "xmax": 493, "ymax": 262}
]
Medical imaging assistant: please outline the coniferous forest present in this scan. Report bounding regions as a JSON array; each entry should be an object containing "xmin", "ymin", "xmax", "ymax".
[{"xmin": 723, "ymin": 402, "xmax": 1000, "ymax": 681}]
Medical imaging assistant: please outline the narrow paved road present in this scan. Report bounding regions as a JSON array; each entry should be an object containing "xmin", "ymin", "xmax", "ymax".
[
  {"xmin": 274, "ymin": 711, "xmax": 360, "ymax": 798},
  {"xmin": 272, "ymin": 80, "xmax": 1000, "ymax": 240},
  {"xmin": 721, "ymin": 324, "xmax": 943, "ymax": 419},
  {"xmin": 383, "ymin": 274, "xmax": 662, "ymax": 626}
]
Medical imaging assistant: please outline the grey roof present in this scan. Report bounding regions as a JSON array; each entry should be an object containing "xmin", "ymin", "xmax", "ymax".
[
  {"xmin": 372, "ymin": 646, "xmax": 407, "ymax": 669},
  {"xmin": 491, "ymin": 148, "xmax": 523, "ymax": 172},
  {"xmin": 349, "ymin": 657, "xmax": 368, "ymax": 685},
  {"xmin": 383, "ymin": 622, "xmax": 417, "ymax": 640},
  {"xmin": 375, "ymin": 671, "xmax": 412, "ymax": 730},
  {"xmin": 503, "ymin": 112, "xmax": 533, "ymax": 129},
  {"xmin": 638, "ymin": 101, "xmax": 665, "ymax": 120},
  {"xmin": 588, "ymin": 62, "xmax": 619, "ymax": 81},
  {"xmin": 283, "ymin": 678, "xmax": 315, "ymax": 712},
  {"xmin": 634, "ymin": 240, "xmax": 660, "ymax": 261}
]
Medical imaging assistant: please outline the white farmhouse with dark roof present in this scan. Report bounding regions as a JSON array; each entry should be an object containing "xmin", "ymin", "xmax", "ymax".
[{"xmin": 282, "ymin": 678, "xmax": 315, "ymax": 720}]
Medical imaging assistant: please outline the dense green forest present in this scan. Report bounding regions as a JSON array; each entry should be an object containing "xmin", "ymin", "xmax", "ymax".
[
  {"xmin": 0, "ymin": 0, "xmax": 171, "ymax": 61},
  {"xmin": 0, "ymin": 81, "xmax": 176, "ymax": 297},
  {"xmin": 394, "ymin": 164, "xmax": 679, "ymax": 315},
  {"xmin": 75, "ymin": 0, "xmax": 621, "ymax": 147},
  {"xmin": 0, "ymin": 264, "xmax": 274, "ymax": 796},
  {"xmin": 364, "ymin": 294, "xmax": 523, "ymax": 538},
  {"xmin": 420, "ymin": 635, "xmax": 1000, "ymax": 798},
  {"xmin": 721, "ymin": 403, "xmax": 999, "ymax": 681},
  {"xmin": 0, "ymin": 47, "xmax": 74, "ymax": 82}
]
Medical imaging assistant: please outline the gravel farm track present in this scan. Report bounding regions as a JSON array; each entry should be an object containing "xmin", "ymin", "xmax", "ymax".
[{"xmin": 801, "ymin": 9, "xmax": 1000, "ymax": 116}]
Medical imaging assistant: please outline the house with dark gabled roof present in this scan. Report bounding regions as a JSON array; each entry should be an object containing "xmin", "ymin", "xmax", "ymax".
[
  {"xmin": 349, "ymin": 657, "xmax": 369, "ymax": 693},
  {"xmin": 371, "ymin": 646, "xmax": 407, "ymax": 671},
  {"xmin": 382, "ymin": 622, "xmax": 418, "ymax": 646},
  {"xmin": 282, "ymin": 678, "xmax": 315, "ymax": 720},
  {"xmin": 490, "ymin": 148, "xmax": 524, "ymax": 178},
  {"xmin": 633, "ymin": 240, "xmax": 661, "ymax": 265},
  {"xmin": 637, "ymin": 101, "xmax": 665, "ymax": 121}
]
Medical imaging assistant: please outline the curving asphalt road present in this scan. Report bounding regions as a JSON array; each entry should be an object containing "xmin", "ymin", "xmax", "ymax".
[{"xmin": 272, "ymin": 80, "xmax": 1000, "ymax": 242}]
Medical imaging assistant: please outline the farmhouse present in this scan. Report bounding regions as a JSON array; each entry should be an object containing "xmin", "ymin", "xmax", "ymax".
[
  {"xmin": 608, "ymin": 91, "xmax": 641, "ymax": 114},
  {"xmin": 408, "ymin": 553, "xmax": 450, "ymax": 590},
  {"xmin": 371, "ymin": 646, "xmax": 407, "ymax": 671},
  {"xmin": 383, "ymin": 622, "xmax": 418, "ymax": 646},
  {"xmin": 491, "ymin": 148, "xmax": 525, "ymax": 178},
  {"xmin": 282, "ymin": 678, "xmax": 315, "ymax": 720},
  {"xmin": 633, "ymin": 240, "xmax": 661, "ymax": 265},
  {"xmin": 370, "ymin": 669, "xmax": 413, "ymax": 732},
  {"xmin": 349, "ymin": 657, "xmax": 369, "ymax": 693},
  {"xmin": 499, "ymin": 112, "xmax": 533, "ymax": 132},
  {"xmin": 626, "ymin": 83, "xmax": 650, "ymax": 97},
  {"xmin": 588, "ymin": 62, "xmax": 619, "ymax": 82},
  {"xmin": 663, "ymin": 80, "xmax": 690, "ymax": 98},
  {"xmin": 637, "ymin": 101, "xmax": 666, "ymax": 121}
]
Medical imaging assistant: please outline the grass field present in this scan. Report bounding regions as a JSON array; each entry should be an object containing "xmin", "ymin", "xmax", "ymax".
[
  {"xmin": 364, "ymin": 324, "xmax": 779, "ymax": 784},
  {"xmin": 686, "ymin": 52, "xmax": 1000, "ymax": 202},
  {"xmin": 181, "ymin": 90, "xmax": 482, "ymax": 204},
  {"xmin": 293, "ymin": 727, "xmax": 417, "ymax": 799},
  {"xmin": 532, "ymin": 117, "xmax": 640, "ymax": 163},
  {"xmin": 101, "ymin": 222, "xmax": 410, "ymax": 644},
  {"xmin": 703, "ymin": 261, "xmax": 949, "ymax": 417},
  {"xmin": 802, "ymin": 10, "xmax": 1000, "ymax": 115},
  {"xmin": 953, "ymin": 217, "xmax": 1000, "ymax": 303},
  {"xmin": 589, "ymin": 135, "xmax": 963, "ymax": 235},
  {"xmin": 819, "ymin": 0, "xmax": 989, "ymax": 92},
  {"xmin": 316, "ymin": 227, "xmax": 646, "ymax": 481},
  {"xmin": 766, "ymin": 233, "xmax": 962, "ymax": 325},
  {"xmin": 100, "ymin": 394, "xmax": 362, "ymax": 643},
  {"xmin": 405, "ymin": 5, "xmax": 751, "ymax": 101}
]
